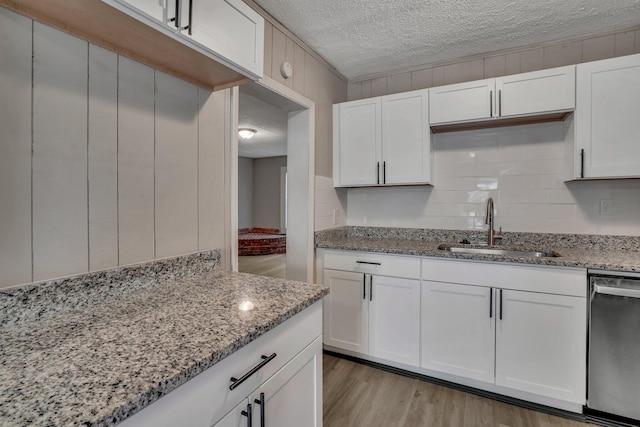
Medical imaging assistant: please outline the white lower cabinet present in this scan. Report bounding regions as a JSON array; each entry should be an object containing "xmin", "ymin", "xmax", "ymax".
[
  {"xmin": 118, "ymin": 302, "xmax": 322, "ymax": 427},
  {"xmin": 215, "ymin": 337, "xmax": 322, "ymax": 427},
  {"xmin": 495, "ymin": 290, "xmax": 585, "ymax": 402},
  {"xmin": 421, "ymin": 258, "xmax": 587, "ymax": 407},
  {"xmin": 421, "ymin": 281, "xmax": 495, "ymax": 383},
  {"xmin": 319, "ymin": 250, "xmax": 421, "ymax": 367}
]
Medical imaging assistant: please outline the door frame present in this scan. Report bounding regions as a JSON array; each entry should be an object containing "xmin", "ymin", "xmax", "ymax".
[{"xmin": 230, "ymin": 76, "xmax": 315, "ymax": 283}]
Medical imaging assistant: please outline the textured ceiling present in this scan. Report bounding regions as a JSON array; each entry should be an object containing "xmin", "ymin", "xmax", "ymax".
[
  {"xmin": 238, "ymin": 90, "xmax": 288, "ymax": 158},
  {"xmin": 254, "ymin": 0, "xmax": 640, "ymax": 80}
]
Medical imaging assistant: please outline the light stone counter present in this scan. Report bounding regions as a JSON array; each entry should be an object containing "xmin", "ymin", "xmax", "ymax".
[
  {"xmin": 0, "ymin": 251, "xmax": 328, "ymax": 426},
  {"xmin": 316, "ymin": 227, "xmax": 640, "ymax": 273}
]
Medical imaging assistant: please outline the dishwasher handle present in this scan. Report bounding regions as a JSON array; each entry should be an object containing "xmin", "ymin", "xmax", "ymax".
[{"xmin": 594, "ymin": 284, "xmax": 640, "ymax": 299}]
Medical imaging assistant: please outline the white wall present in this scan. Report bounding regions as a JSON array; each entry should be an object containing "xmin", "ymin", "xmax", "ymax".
[
  {"xmin": 315, "ymin": 176, "xmax": 348, "ymax": 231},
  {"xmin": 0, "ymin": 8, "xmax": 228, "ymax": 289},
  {"xmin": 347, "ymin": 121, "xmax": 640, "ymax": 236},
  {"xmin": 238, "ymin": 157, "xmax": 254, "ymax": 229},
  {"xmin": 253, "ymin": 156, "xmax": 287, "ymax": 229}
]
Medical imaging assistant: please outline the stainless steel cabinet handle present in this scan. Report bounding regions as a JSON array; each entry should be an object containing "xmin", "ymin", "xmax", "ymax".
[
  {"xmin": 595, "ymin": 284, "xmax": 640, "ymax": 299},
  {"xmin": 499, "ymin": 289, "xmax": 503, "ymax": 320},
  {"xmin": 498, "ymin": 90, "xmax": 502, "ymax": 116},
  {"xmin": 187, "ymin": 0, "xmax": 193, "ymax": 35},
  {"xmin": 241, "ymin": 403, "xmax": 252, "ymax": 427},
  {"xmin": 230, "ymin": 353, "xmax": 277, "ymax": 390},
  {"xmin": 356, "ymin": 261, "xmax": 381, "ymax": 266},
  {"xmin": 580, "ymin": 149, "xmax": 585, "ymax": 178},
  {"xmin": 253, "ymin": 392, "xmax": 265, "ymax": 427},
  {"xmin": 489, "ymin": 90, "xmax": 493, "ymax": 117},
  {"xmin": 169, "ymin": 0, "xmax": 179, "ymax": 26},
  {"xmin": 376, "ymin": 162, "xmax": 380, "ymax": 184},
  {"xmin": 369, "ymin": 275, "xmax": 373, "ymax": 301}
]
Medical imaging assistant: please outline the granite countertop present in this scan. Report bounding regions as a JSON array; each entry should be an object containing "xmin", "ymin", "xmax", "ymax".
[
  {"xmin": 0, "ymin": 251, "xmax": 328, "ymax": 427},
  {"xmin": 316, "ymin": 227, "xmax": 640, "ymax": 273}
]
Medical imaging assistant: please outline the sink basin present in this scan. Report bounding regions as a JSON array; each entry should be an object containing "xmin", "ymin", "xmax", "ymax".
[{"xmin": 438, "ymin": 245, "xmax": 560, "ymax": 258}]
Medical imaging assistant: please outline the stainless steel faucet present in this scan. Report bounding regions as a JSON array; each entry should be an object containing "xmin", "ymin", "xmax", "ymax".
[{"xmin": 485, "ymin": 197, "xmax": 502, "ymax": 245}]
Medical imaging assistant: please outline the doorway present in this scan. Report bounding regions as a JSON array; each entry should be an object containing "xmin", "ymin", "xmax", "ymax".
[{"xmin": 231, "ymin": 78, "xmax": 315, "ymax": 283}]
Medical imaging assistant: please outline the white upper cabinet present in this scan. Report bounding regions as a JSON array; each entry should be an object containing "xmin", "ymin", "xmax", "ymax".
[
  {"xmin": 381, "ymin": 90, "xmax": 431, "ymax": 185},
  {"xmin": 575, "ymin": 53, "xmax": 640, "ymax": 178},
  {"xmin": 429, "ymin": 66, "xmax": 575, "ymax": 128},
  {"xmin": 429, "ymin": 79, "xmax": 494, "ymax": 124},
  {"xmin": 189, "ymin": 0, "xmax": 264, "ymax": 78},
  {"xmin": 496, "ymin": 66, "xmax": 575, "ymax": 117},
  {"xmin": 333, "ymin": 89, "xmax": 431, "ymax": 187},
  {"xmin": 333, "ymin": 97, "xmax": 381, "ymax": 187},
  {"xmin": 104, "ymin": 0, "xmax": 264, "ymax": 79},
  {"xmin": 118, "ymin": 0, "xmax": 166, "ymax": 21}
]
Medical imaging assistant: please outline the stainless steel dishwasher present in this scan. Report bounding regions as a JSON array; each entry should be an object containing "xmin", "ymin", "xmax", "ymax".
[{"xmin": 588, "ymin": 270, "xmax": 640, "ymax": 424}]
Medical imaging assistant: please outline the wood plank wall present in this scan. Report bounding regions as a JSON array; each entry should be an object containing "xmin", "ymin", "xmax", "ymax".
[
  {"xmin": 347, "ymin": 28, "xmax": 640, "ymax": 100},
  {"xmin": 0, "ymin": 7, "xmax": 228, "ymax": 289}
]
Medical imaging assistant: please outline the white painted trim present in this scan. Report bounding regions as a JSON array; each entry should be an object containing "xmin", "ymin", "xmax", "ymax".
[
  {"xmin": 280, "ymin": 166, "xmax": 287, "ymax": 234},
  {"xmin": 230, "ymin": 75, "xmax": 315, "ymax": 283},
  {"xmin": 229, "ymin": 87, "xmax": 239, "ymax": 272}
]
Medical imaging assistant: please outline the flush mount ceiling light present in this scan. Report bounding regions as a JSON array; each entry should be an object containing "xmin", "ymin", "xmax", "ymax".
[{"xmin": 238, "ymin": 128, "xmax": 257, "ymax": 139}]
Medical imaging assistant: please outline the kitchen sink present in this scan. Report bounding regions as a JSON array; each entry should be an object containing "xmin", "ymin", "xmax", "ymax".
[{"xmin": 437, "ymin": 245, "xmax": 560, "ymax": 258}]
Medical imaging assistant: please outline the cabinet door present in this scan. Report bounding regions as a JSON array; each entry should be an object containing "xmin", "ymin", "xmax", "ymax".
[
  {"xmin": 114, "ymin": 0, "xmax": 166, "ymax": 22},
  {"xmin": 421, "ymin": 281, "xmax": 495, "ymax": 383},
  {"xmin": 429, "ymin": 79, "xmax": 494, "ymax": 124},
  {"xmin": 368, "ymin": 276, "xmax": 420, "ymax": 366},
  {"xmin": 495, "ymin": 290, "xmax": 586, "ymax": 404},
  {"xmin": 576, "ymin": 54, "xmax": 640, "ymax": 178},
  {"xmin": 496, "ymin": 66, "xmax": 575, "ymax": 117},
  {"xmin": 323, "ymin": 269, "xmax": 368, "ymax": 354},
  {"xmin": 189, "ymin": 0, "xmax": 264, "ymax": 78},
  {"xmin": 381, "ymin": 89, "xmax": 431, "ymax": 185},
  {"xmin": 214, "ymin": 399, "xmax": 250, "ymax": 427},
  {"xmin": 333, "ymin": 99, "xmax": 381, "ymax": 187},
  {"xmin": 250, "ymin": 337, "xmax": 322, "ymax": 427}
]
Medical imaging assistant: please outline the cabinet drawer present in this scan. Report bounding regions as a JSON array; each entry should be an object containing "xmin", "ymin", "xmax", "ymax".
[
  {"xmin": 324, "ymin": 250, "xmax": 421, "ymax": 279},
  {"xmin": 422, "ymin": 258, "xmax": 586, "ymax": 297},
  {"xmin": 118, "ymin": 302, "xmax": 322, "ymax": 427}
]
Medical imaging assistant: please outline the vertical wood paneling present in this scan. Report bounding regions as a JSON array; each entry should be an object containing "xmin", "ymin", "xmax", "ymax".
[
  {"xmin": 155, "ymin": 71, "xmax": 199, "ymax": 258},
  {"xmin": 582, "ymin": 35, "xmax": 615, "ymax": 62},
  {"xmin": 271, "ymin": 27, "xmax": 287, "ymax": 85},
  {"xmin": 263, "ymin": 21, "xmax": 273, "ymax": 78},
  {"xmin": 88, "ymin": 44, "xmax": 118, "ymax": 271},
  {"xmin": 347, "ymin": 82, "xmax": 362, "ymax": 101},
  {"xmin": 0, "ymin": 8, "xmax": 32, "ymax": 287},
  {"xmin": 32, "ymin": 23, "xmax": 88, "ymax": 281},
  {"xmin": 361, "ymin": 80, "xmax": 372, "ymax": 98},
  {"xmin": 636, "ymin": 30, "xmax": 640, "ymax": 53},
  {"xmin": 614, "ymin": 31, "xmax": 636, "ymax": 56},
  {"xmin": 371, "ymin": 77, "xmax": 387, "ymax": 96},
  {"xmin": 411, "ymin": 68, "xmax": 433, "ymax": 90},
  {"xmin": 520, "ymin": 48, "xmax": 544, "ymax": 72},
  {"xmin": 469, "ymin": 59, "xmax": 485, "ymax": 80},
  {"xmin": 484, "ymin": 55, "xmax": 506, "ymax": 78},
  {"xmin": 293, "ymin": 42, "xmax": 306, "ymax": 94},
  {"xmin": 387, "ymin": 72, "xmax": 411, "ymax": 94},
  {"xmin": 505, "ymin": 53, "xmax": 521, "ymax": 75},
  {"xmin": 543, "ymin": 41, "xmax": 582, "ymax": 68},
  {"xmin": 118, "ymin": 57, "xmax": 155, "ymax": 265},
  {"xmin": 198, "ymin": 88, "xmax": 227, "ymax": 250},
  {"xmin": 285, "ymin": 37, "xmax": 295, "ymax": 89},
  {"xmin": 432, "ymin": 66, "xmax": 445, "ymax": 86},
  {"xmin": 304, "ymin": 52, "xmax": 320, "ymax": 101}
]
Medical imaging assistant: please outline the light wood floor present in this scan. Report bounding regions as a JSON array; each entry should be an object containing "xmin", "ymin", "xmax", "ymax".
[
  {"xmin": 323, "ymin": 354, "xmax": 593, "ymax": 427},
  {"xmin": 238, "ymin": 254, "xmax": 286, "ymax": 279}
]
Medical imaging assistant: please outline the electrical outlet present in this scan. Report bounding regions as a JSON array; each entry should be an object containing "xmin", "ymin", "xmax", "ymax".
[
  {"xmin": 332, "ymin": 209, "xmax": 338, "ymax": 225},
  {"xmin": 599, "ymin": 199, "xmax": 613, "ymax": 215}
]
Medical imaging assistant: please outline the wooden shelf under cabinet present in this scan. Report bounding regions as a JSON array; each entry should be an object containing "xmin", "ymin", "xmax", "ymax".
[
  {"xmin": 1, "ymin": 0, "xmax": 250, "ymax": 91},
  {"xmin": 430, "ymin": 111, "xmax": 572, "ymax": 134}
]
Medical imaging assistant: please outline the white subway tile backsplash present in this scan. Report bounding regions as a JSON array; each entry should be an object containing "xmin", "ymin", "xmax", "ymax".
[{"xmin": 347, "ymin": 123, "xmax": 640, "ymax": 236}]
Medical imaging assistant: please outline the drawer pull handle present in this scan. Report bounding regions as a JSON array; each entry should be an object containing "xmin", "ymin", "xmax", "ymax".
[
  {"xmin": 230, "ymin": 353, "xmax": 277, "ymax": 390},
  {"xmin": 254, "ymin": 392, "xmax": 265, "ymax": 427},
  {"xmin": 356, "ymin": 261, "xmax": 381, "ymax": 266},
  {"xmin": 241, "ymin": 403, "xmax": 252, "ymax": 427}
]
